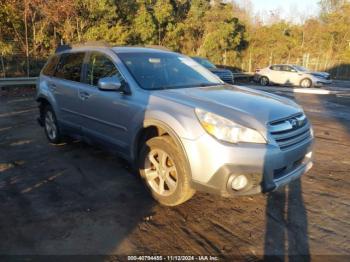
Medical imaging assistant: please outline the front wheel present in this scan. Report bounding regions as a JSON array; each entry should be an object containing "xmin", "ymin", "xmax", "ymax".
[
  {"xmin": 138, "ymin": 136, "xmax": 195, "ymax": 206},
  {"xmin": 300, "ymin": 78, "xmax": 312, "ymax": 88}
]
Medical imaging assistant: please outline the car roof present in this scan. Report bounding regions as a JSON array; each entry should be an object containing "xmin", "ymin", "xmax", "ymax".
[
  {"xmin": 112, "ymin": 46, "xmax": 172, "ymax": 54},
  {"xmin": 270, "ymin": 64, "xmax": 294, "ymax": 66},
  {"xmin": 55, "ymin": 43, "xmax": 173, "ymax": 55}
]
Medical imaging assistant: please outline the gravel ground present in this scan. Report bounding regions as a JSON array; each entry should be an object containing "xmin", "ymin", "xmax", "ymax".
[{"xmin": 0, "ymin": 86, "xmax": 349, "ymax": 261}]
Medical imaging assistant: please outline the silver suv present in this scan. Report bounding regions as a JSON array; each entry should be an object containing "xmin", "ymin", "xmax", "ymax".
[{"xmin": 36, "ymin": 44, "xmax": 314, "ymax": 206}]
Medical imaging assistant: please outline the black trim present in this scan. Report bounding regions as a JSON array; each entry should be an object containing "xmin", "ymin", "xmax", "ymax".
[{"xmin": 191, "ymin": 165, "xmax": 263, "ymax": 197}]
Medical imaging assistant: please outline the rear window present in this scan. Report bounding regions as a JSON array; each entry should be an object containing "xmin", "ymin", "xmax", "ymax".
[
  {"xmin": 42, "ymin": 55, "xmax": 60, "ymax": 76},
  {"xmin": 55, "ymin": 52, "xmax": 85, "ymax": 82}
]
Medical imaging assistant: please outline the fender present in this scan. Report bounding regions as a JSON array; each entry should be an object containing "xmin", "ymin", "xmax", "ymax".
[
  {"xmin": 36, "ymin": 86, "xmax": 61, "ymax": 120},
  {"xmin": 131, "ymin": 118, "xmax": 193, "ymax": 180}
]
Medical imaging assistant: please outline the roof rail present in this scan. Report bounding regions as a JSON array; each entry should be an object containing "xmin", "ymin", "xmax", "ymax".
[
  {"xmin": 55, "ymin": 41, "xmax": 111, "ymax": 53},
  {"xmin": 55, "ymin": 44, "xmax": 72, "ymax": 53},
  {"xmin": 143, "ymin": 45, "xmax": 170, "ymax": 51}
]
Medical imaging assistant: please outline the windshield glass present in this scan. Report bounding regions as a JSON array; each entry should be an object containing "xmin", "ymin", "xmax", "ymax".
[
  {"xmin": 294, "ymin": 65, "xmax": 308, "ymax": 72},
  {"xmin": 191, "ymin": 57, "xmax": 217, "ymax": 69},
  {"xmin": 117, "ymin": 52, "xmax": 222, "ymax": 90}
]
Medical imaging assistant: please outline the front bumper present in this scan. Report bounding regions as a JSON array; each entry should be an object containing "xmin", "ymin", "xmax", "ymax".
[
  {"xmin": 182, "ymin": 132, "xmax": 313, "ymax": 197},
  {"xmin": 314, "ymin": 78, "xmax": 332, "ymax": 86}
]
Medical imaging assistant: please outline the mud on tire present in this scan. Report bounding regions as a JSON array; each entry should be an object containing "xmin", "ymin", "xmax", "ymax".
[{"xmin": 138, "ymin": 136, "xmax": 195, "ymax": 206}]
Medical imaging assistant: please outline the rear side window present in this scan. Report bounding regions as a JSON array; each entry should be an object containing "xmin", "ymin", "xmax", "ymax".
[
  {"xmin": 42, "ymin": 55, "xmax": 59, "ymax": 76},
  {"xmin": 283, "ymin": 66, "xmax": 296, "ymax": 72},
  {"xmin": 270, "ymin": 65, "xmax": 282, "ymax": 71},
  {"xmin": 86, "ymin": 52, "xmax": 124, "ymax": 86},
  {"xmin": 55, "ymin": 52, "xmax": 85, "ymax": 82}
]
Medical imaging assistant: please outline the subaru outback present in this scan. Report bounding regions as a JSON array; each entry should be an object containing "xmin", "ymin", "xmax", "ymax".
[{"xmin": 36, "ymin": 43, "xmax": 314, "ymax": 206}]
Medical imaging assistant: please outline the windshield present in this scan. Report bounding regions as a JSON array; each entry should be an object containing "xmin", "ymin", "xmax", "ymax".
[
  {"xmin": 117, "ymin": 52, "xmax": 222, "ymax": 90},
  {"xmin": 192, "ymin": 57, "xmax": 217, "ymax": 69},
  {"xmin": 293, "ymin": 65, "xmax": 308, "ymax": 72}
]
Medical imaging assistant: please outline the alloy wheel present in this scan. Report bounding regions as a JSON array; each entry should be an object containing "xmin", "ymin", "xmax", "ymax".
[
  {"xmin": 45, "ymin": 111, "xmax": 57, "ymax": 140},
  {"xmin": 301, "ymin": 79, "xmax": 312, "ymax": 88},
  {"xmin": 260, "ymin": 77, "xmax": 268, "ymax": 86},
  {"xmin": 144, "ymin": 149, "xmax": 178, "ymax": 196}
]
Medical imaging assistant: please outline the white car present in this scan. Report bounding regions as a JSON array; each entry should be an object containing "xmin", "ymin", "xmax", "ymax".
[{"xmin": 255, "ymin": 64, "xmax": 332, "ymax": 88}]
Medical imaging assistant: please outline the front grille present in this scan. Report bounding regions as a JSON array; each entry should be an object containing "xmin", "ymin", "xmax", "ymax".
[
  {"xmin": 273, "ymin": 166, "xmax": 287, "ymax": 180},
  {"xmin": 214, "ymin": 72, "xmax": 234, "ymax": 84},
  {"xmin": 269, "ymin": 113, "xmax": 312, "ymax": 150},
  {"xmin": 273, "ymin": 156, "xmax": 305, "ymax": 180}
]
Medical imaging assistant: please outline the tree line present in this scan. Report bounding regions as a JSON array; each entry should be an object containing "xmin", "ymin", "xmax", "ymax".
[{"xmin": 0, "ymin": 0, "xmax": 349, "ymax": 77}]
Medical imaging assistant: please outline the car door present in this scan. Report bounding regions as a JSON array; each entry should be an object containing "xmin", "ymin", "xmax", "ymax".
[
  {"xmin": 268, "ymin": 65, "xmax": 284, "ymax": 84},
  {"xmin": 51, "ymin": 52, "xmax": 86, "ymax": 131},
  {"xmin": 77, "ymin": 51, "xmax": 138, "ymax": 154},
  {"xmin": 281, "ymin": 65, "xmax": 298, "ymax": 85},
  {"xmin": 288, "ymin": 65, "xmax": 303, "ymax": 85}
]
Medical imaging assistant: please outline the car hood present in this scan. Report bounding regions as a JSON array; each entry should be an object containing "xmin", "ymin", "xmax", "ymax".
[{"xmin": 154, "ymin": 85, "xmax": 302, "ymax": 128}]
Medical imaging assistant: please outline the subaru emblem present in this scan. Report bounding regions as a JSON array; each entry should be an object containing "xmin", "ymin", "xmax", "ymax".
[{"xmin": 289, "ymin": 118, "xmax": 298, "ymax": 128}]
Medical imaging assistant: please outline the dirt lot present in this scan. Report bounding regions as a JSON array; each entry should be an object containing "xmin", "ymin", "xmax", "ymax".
[{"xmin": 0, "ymin": 86, "xmax": 349, "ymax": 261}]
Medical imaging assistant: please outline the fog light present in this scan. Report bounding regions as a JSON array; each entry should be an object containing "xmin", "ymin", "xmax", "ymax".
[
  {"xmin": 231, "ymin": 175, "xmax": 248, "ymax": 191},
  {"xmin": 306, "ymin": 151, "xmax": 313, "ymax": 159}
]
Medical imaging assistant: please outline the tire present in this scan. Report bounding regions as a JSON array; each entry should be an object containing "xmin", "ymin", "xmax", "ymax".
[
  {"xmin": 138, "ymin": 136, "xmax": 195, "ymax": 206},
  {"xmin": 43, "ymin": 105, "xmax": 62, "ymax": 144},
  {"xmin": 260, "ymin": 76, "xmax": 269, "ymax": 86},
  {"xmin": 300, "ymin": 78, "xmax": 312, "ymax": 88}
]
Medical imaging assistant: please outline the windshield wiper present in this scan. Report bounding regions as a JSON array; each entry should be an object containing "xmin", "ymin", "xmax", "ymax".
[
  {"xmin": 196, "ymin": 83, "xmax": 223, "ymax": 87},
  {"xmin": 150, "ymin": 83, "xmax": 222, "ymax": 91}
]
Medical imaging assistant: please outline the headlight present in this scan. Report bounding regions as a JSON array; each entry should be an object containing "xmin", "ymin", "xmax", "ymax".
[{"xmin": 195, "ymin": 108, "xmax": 266, "ymax": 144}]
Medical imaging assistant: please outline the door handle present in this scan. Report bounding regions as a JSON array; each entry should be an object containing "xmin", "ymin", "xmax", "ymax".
[
  {"xmin": 49, "ymin": 83, "xmax": 57, "ymax": 92},
  {"xmin": 79, "ymin": 91, "xmax": 90, "ymax": 100}
]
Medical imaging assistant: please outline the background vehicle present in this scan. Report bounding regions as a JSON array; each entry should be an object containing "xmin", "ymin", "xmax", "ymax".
[
  {"xmin": 36, "ymin": 44, "xmax": 313, "ymax": 206},
  {"xmin": 255, "ymin": 64, "xmax": 332, "ymax": 88},
  {"xmin": 191, "ymin": 56, "xmax": 234, "ymax": 84}
]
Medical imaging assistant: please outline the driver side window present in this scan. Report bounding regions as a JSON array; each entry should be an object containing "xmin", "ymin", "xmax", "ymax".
[{"xmin": 86, "ymin": 52, "xmax": 124, "ymax": 86}]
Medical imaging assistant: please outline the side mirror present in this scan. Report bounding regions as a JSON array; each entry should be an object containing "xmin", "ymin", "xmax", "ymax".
[{"xmin": 97, "ymin": 76, "xmax": 122, "ymax": 91}]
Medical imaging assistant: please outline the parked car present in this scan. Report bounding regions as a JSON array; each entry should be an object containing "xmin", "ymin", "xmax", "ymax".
[
  {"xmin": 37, "ymin": 43, "xmax": 314, "ymax": 206},
  {"xmin": 255, "ymin": 64, "xmax": 332, "ymax": 88},
  {"xmin": 191, "ymin": 56, "xmax": 234, "ymax": 84}
]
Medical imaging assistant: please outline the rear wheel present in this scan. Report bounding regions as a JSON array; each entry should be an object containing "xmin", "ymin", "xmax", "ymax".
[
  {"xmin": 300, "ymin": 78, "xmax": 312, "ymax": 88},
  {"xmin": 260, "ymin": 76, "xmax": 269, "ymax": 86},
  {"xmin": 43, "ymin": 105, "xmax": 62, "ymax": 144},
  {"xmin": 138, "ymin": 136, "xmax": 195, "ymax": 206}
]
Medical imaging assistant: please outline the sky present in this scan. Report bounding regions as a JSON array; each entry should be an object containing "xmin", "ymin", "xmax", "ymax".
[{"xmin": 234, "ymin": 0, "xmax": 321, "ymax": 24}]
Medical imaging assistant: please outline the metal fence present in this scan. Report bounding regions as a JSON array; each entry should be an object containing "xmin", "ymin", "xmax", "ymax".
[{"xmin": 0, "ymin": 55, "xmax": 47, "ymax": 78}]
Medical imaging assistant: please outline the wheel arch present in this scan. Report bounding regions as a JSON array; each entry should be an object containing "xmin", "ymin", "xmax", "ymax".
[
  {"xmin": 36, "ymin": 96, "xmax": 52, "ymax": 125},
  {"xmin": 132, "ymin": 119, "xmax": 192, "ymax": 179}
]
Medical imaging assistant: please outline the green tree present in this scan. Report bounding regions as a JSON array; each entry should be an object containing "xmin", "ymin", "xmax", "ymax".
[
  {"xmin": 153, "ymin": 0, "xmax": 174, "ymax": 45},
  {"xmin": 198, "ymin": 2, "xmax": 247, "ymax": 65},
  {"xmin": 133, "ymin": 1, "xmax": 157, "ymax": 44},
  {"xmin": 175, "ymin": 0, "xmax": 210, "ymax": 54}
]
